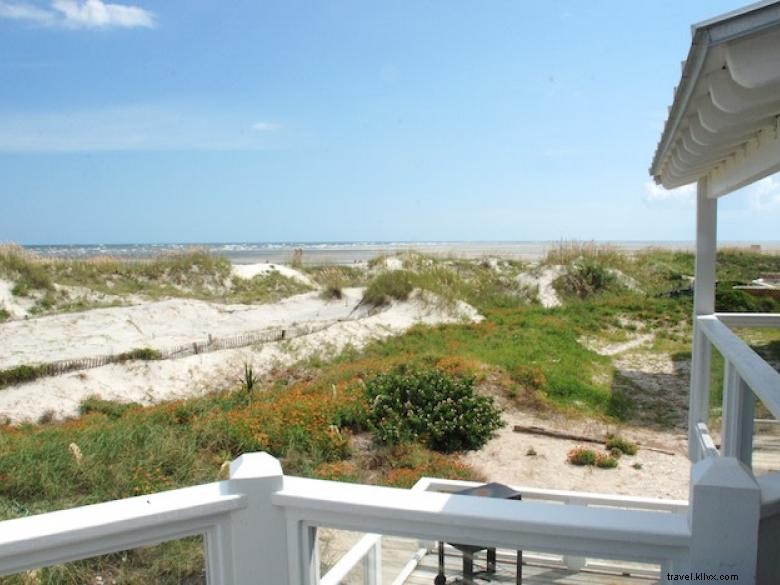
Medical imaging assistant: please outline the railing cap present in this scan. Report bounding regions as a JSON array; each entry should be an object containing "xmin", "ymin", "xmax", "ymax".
[
  {"xmin": 692, "ymin": 456, "xmax": 758, "ymax": 490},
  {"xmin": 230, "ymin": 452, "xmax": 283, "ymax": 479}
]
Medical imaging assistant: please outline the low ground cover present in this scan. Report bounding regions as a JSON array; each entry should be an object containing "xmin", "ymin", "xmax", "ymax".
[{"xmin": 0, "ymin": 246, "xmax": 778, "ymax": 583}]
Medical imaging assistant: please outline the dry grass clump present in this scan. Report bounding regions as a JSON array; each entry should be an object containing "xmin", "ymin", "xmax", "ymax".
[
  {"xmin": 543, "ymin": 240, "xmax": 625, "ymax": 269},
  {"xmin": 566, "ymin": 446, "xmax": 619, "ymax": 469},
  {"xmin": 0, "ymin": 244, "xmax": 311, "ymax": 313}
]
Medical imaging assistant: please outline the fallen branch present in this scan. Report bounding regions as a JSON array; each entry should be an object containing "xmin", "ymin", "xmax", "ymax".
[
  {"xmin": 512, "ymin": 425, "xmax": 602, "ymax": 444},
  {"xmin": 512, "ymin": 425, "xmax": 676, "ymax": 456}
]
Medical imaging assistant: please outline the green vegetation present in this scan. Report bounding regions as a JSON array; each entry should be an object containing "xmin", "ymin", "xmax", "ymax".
[
  {"xmin": 566, "ymin": 446, "xmax": 596, "ymax": 466},
  {"xmin": 605, "ymin": 435, "xmax": 638, "ymax": 456},
  {"xmin": 116, "ymin": 347, "xmax": 163, "ymax": 362},
  {"xmin": 365, "ymin": 367, "xmax": 504, "ymax": 452},
  {"xmin": 361, "ymin": 254, "xmax": 532, "ymax": 310},
  {"xmin": 227, "ymin": 271, "xmax": 311, "ymax": 304},
  {"xmin": 0, "ymin": 245, "xmax": 54, "ymax": 296},
  {"xmin": 0, "ymin": 348, "xmax": 163, "ymax": 391},
  {"xmin": 0, "ymin": 245, "xmax": 311, "ymax": 316},
  {"xmin": 362, "ymin": 269, "xmax": 415, "ymax": 306},
  {"xmin": 0, "ymin": 364, "xmax": 50, "ymax": 389},
  {"xmin": 242, "ymin": 363, "xmax": 256, "ymax": 395},
  {"xmin": 554, "ymin": 258, "xmax": 621, "ymax": 300},
  {"xmin": 306, "ymin": 265, "xmax": 367, "ymax": 287},
  {"xmin": 0, "ymin": 307, "xmax": 8, "ymax": 322},
  {"xmin": 566, "ymin": 446, "xmax": 618, "ymax": 469},
  {"xmin": 0, "ymin": 245, "xmax": 778, "ymax": 582},
  {"xmin": 313, "ymin": 267, "xmax": 351, "ymax": 300}
]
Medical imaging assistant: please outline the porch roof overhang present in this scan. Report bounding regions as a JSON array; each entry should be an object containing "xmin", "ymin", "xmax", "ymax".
[{"xmin": 650, "ymin": 0, "xmax": 780, "ymax": 198}]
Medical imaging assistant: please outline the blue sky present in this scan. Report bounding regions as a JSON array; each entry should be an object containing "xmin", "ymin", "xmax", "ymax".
[{"xmin": 0, "ymin": 0, "xmax": 778, "ymax": 244}]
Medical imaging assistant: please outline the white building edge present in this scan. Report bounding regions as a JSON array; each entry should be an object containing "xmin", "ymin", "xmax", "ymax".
[{"xmin": 2, "ymin": 2, "xmax": 780, "ymax": 583}]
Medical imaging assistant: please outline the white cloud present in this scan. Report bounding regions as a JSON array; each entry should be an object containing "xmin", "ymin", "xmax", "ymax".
[
  {"xmin": 0, "ymin": 1, "xmax": 54, "ymax": 24},
  {"xmin": 0, "ymin": 106, "xmax": 282, "ymax": 152},
  {"xmin": 643, "ymin": 180, "xmax": 696, "ymax": 203},
  {"xmin": 746, "ymin": 175, "xmax": 780, "ymax": 211},
  {"xmin": 0, "ymin": 0, "xmax": 155, "ymax": 29},
  {"xmin": 252, "ymin": 121, "xmax": 280, "ymax": 132}
]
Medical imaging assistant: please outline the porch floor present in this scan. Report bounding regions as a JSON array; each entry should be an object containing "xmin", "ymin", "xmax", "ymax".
[{"xmin": 401, "ymin": 547, "xmax": 658, "ymax": 585}]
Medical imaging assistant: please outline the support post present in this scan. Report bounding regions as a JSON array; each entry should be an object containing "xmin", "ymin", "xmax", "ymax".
[
  {"xmin": 363, "ymin": 537, "xmax": 382, "ymax": 585},
  {"xmin": 688, "ymin": 177, "xmax": 718, "ymax": 461},
  {"xmin": 721, "ymin": 363, "xmax": 756, "ymax": 466},
  {"xmin": 223, "ymin": 452, "xmax": 289, "ymax": 584},
  {"xmin": 682, "ymin": 456, "xmax": 759, "ymax": 582},
  {"xmin": 562, "ymin": 497, "xmax": 587, "ymax": 571}
]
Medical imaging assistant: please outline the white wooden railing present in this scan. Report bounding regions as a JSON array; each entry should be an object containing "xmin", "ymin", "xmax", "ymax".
[
  {"xmin": 689, "ymin": 313, "xmax": 780, "ymax": 464},
  {"xmin": 0, "ymin": 451, "xmax": 765, "ymax": 584}
]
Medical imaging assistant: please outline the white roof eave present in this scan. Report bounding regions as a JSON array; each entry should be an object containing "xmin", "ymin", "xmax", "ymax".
[{"xmin": 650, "ymin": 1, "xmax": 780, "ymax": 196}]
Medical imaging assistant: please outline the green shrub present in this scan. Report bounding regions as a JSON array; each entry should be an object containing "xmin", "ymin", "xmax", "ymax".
[
  {"xmin": 0, "ymin": 307, "xmax": 8, "ymax": 322},
  {"xmin": 554, "ymin": 258, "xmax": 619, "ymax": 299},
  {"xmin": 116, "ymin": 347, "xmax": 163, "ymax": 362},
  {"xmin": 79, "ymin": 396, "xmax": 139, "ymax": 419},
  {"xmin": 605, "ymin": 435, "xmax": 638, "ymax": 455},
  {"xmin": 0, "ymin": 364, "xmax": 49, "ymax": 389},
  {"xmin": 595, "ymin": 452, "xmax": 619, "ymax": 468},
  {"xmin": 715, "ymin": 285, "xmax": 779, "ymax": 313},
  {"xmin": 364, "ymin": 367, "xmax": 504, "ymax": 452},
  {"xmin": 362, "ymin": 270, "xmax": 415, "ymax": 306},
  {"xmin": 566, "ymin": 446, "xmax": 597, "ymax": 466}
]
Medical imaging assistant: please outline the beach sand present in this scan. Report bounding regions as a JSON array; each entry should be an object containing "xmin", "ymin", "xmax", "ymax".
[{"xmin": 0, "ymin": 269, "xmax": 481, "ymax": 423}]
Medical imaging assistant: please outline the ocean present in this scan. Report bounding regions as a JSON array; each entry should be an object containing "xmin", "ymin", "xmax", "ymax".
[{"xmin": 20, "ymin": 241, "xmax": 778, "ymax": 266}]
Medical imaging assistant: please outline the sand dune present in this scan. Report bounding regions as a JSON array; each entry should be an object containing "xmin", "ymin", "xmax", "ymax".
[
  {"xmin": 0, "ymin": 289, "xmax": 481, "ymax": 423},
  {"xmin": 0, "ymin": 289, "xmax": 368, "ymax": 370}
]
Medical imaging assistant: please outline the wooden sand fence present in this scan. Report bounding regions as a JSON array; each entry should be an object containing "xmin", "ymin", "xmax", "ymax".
[{"xmin": 4, "ymin": 320, "xmax": 342, "ymax": 385}]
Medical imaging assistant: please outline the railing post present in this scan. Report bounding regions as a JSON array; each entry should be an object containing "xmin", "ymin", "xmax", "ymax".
[
  {"xmin": 689, "ymin": 327, "xmax": 712, "ymax": 462},
  {"xmin": 683, "ymin": 456, "xmax": 759, "ymax": 582},
  {"xmin": 721, "ymin": 363, "xmax": 756, "ymax": 466},
  {"xmin": 562, "ymin": 497, "xmax": 586, "ymax": 571},
  {"xmin": 362, "ymin": 537, "xmax": 382, "ymax": 585},
  {"xmin": 222, "ymin": 452, "xmax": 289, "ymax": 584},
  {"xmin": 689, "ymin": 177, "xmax": 717, "ymax": 462}
]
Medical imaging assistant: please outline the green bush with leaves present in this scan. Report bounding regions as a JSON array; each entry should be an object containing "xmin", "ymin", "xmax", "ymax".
[{"xmin": 364, "ymin": 367, "xmax": 504, "ymax": 452}]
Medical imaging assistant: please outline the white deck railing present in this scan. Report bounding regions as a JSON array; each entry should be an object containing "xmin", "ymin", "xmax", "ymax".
[
  {"xmin": 690, "ymin": 313, "xmax": 780, "ymax": 464},
  {"xmin": 0, "ymin": 451, "xmax": 763, "ymax": 584}
]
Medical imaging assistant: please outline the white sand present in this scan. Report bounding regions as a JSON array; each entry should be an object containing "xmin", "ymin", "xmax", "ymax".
[
  {"xmin": 464, "ymin": 409, "xmax": 690, "ymax": 499},
  {"xmin": 0, "ymin": 289, "xmax": 370, "ymax": 370},
  {"xmin": 232, "ymin": 262, "xmax": 316, "ymax": 287},
  {"xmin": 516, "ymin": 267, "xmax": 562, "ymax": 308},
  {"xmin": 0, "ymin": 289, "xmax": 481, "ymax": 423},
  {"xmin": 0, "ymin": 279, "xmax": 35, "ymax": 319}
]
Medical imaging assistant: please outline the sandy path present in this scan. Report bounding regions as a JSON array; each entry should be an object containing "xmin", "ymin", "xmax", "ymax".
[
  {"xmin": 0, "ymin": 291, "xmax": 481, "ymax": 423},
  {"xmin": 464, "ymin": 409, "xmax": 690, "ymax": 499},
  {"xmin": 0, "ymin": 289, "xmax": 369, "ymax": 370}
]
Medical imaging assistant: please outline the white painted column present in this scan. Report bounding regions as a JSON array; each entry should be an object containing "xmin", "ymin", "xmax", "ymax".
[
  {"xmin": 223, "ymin": 452, "xmax": 289, "ymax": 584},
  {"xmin": 688, "ymin": 177, "xmax": 718, "ymax": 461},
  {"xmin": 682, "ymin": 457, "xmax": 760, "ymax": 583},
  {"xmin": 721, "ymin": 363, "xmax": 756, "ymax": 466}
]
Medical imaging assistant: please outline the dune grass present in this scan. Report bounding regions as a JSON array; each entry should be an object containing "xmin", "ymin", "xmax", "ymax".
[
  {"xmin": 0, "ymin": 245, "xmax": 312, "ymax": 315},
  {"xmin": 1, "ymin": 245, "xmax": 778, "ymax": 582},
  {"xmin": 361, "ymin": 254, "xmax": 533, "ymax": 310}
]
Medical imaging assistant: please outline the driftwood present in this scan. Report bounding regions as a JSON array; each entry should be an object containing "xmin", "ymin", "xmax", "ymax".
[
  {"xmin": 512, "ymin": 424, "xmax": 676, "ymax": 456},
  {"xmin": 513, "ymin": 425, "xmax": 602, "ymax": 444}
]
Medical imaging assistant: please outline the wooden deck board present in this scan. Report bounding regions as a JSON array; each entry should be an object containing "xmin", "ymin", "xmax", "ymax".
[{"xmin": 401, "ymin": 547, "xmax": 658, "ymax": 585}]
